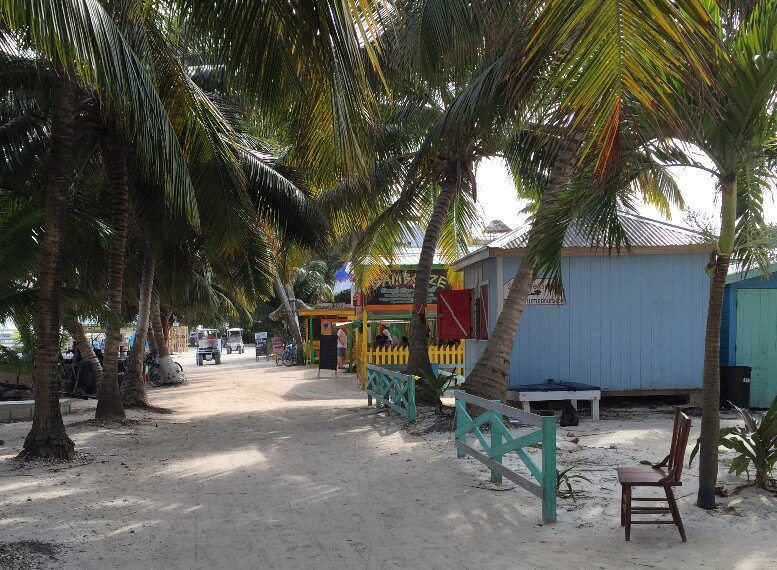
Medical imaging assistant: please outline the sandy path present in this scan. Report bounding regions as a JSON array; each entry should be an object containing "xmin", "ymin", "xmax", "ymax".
[{"xmin": 1, "ymin": 350, "xmax": 775, "ymax": 569}]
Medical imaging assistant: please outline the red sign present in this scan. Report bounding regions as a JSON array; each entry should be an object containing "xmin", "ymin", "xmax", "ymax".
[
  {"xmin": 437, "ymin": 289, "xmax": 472, "ymax": 339},
  {"xmin": 353, "ymin": 291, "xmax": 363, "ymax": 307}
]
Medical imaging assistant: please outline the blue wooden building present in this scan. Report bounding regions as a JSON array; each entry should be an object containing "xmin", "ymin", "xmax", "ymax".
[
  {"xmin": 454, "ymin": 214, "xmax": 713, "ymax": 396},
  {"xmin": 721, "ymin": 266, "xmax": 777, "ymax": 408}
]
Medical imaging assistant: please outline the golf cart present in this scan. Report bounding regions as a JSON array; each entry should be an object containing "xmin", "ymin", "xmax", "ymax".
[
  {"xmin": 195, "ymin": 328, "xmax": 221, "ymax": 365},
  {"xmin": 225, "ymin": 328, "xmax": 244, "ymax": 354}
]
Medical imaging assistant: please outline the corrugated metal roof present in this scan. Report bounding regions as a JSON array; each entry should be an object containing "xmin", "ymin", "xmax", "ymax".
[
  {"xmin": 454, "ymin": 213, "xmax": 711, "ymax": 269},
  {"xmin": 489, "ymin": 212, "xmax": 708, "ymax": 250},
  {"xmin": 379, "ymin": 245, "xmax": 481, "ymax": 267}
]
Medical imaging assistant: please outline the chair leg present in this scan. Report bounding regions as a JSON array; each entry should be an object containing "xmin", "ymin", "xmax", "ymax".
[
  {"xmin": 620, "ymin": 486, "xmax": 625, "ymax": 527},
  {"xmin": 664, "ymin": 486, "xmax": 686, "ymax": 542},
  {"xmin": 625, "ymin": 486, "xmax": 632, "ymax": 541}
]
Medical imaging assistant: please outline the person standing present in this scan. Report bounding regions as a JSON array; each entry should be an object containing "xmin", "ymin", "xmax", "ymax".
[
  {"xmin": 380, "ymin": 323, "xmax": 393, "ymax": 346},
  {"xmin": 337, "ymin": 325, "xmax": 349, "ymax": 370}
]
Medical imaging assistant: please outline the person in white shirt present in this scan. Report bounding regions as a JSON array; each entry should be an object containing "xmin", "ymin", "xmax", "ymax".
[
  {"xmin": 336, "ymin": 326, "xmax": 348, "ymax": 369},
  {"xmin": 380, "ymin": 324, "xmax": 393, "ymax": 345}
]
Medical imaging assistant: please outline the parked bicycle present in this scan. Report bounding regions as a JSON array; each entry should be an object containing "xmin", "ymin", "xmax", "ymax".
[
  {"xmin": 275, "ymin": 343, "xmax": 297, "ymax": 367},
  {"xmin": 144, "ymin": 351, "xmax": 186, "ymax": 387}
]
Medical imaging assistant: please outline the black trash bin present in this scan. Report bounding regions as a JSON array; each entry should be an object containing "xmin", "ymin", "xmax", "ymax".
[{"xmin": 720, "ymin": 366, "xmax": 751, "ymax": 408}]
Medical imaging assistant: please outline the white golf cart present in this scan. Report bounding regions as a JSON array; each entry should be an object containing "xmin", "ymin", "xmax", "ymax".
[
  {"xmin": 225, "ymin": 328, "xmax": 244, "ymax": 354},
  {"xmin": 195, "ymin": 328, "xmax": 221, "ymax": 365}
]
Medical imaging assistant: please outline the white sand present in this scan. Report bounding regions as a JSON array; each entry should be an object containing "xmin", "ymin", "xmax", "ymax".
[{"xmin": 1, "ymin": 349, "xmax": 775, "ymax": 569}]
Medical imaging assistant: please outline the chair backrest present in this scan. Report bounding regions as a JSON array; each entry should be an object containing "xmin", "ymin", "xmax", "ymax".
[{"xmin": 665, "ymin": 407, "xmax": 692, "ymax": 482}]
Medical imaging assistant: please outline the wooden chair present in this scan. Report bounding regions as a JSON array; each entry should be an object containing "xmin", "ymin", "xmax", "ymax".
[{"xmin": 617, "ymin": 408, "xmax": 692, "ymax": 542}]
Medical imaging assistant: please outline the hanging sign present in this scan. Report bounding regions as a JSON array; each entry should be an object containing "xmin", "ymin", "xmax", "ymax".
[
  {"xmin": 503, "ymin": 278, "xmax": 565, "ymax": 306},
  {"xmin": 365, "ymin": 269, "xmax": 451, "ymax": 305}
]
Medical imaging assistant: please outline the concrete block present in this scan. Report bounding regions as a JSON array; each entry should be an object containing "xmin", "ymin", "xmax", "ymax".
[{"xmin": 8, "ymin": 401, "xmax": 34, "ymax": 421}]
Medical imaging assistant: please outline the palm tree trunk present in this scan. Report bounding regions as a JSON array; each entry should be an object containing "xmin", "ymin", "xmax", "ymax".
[
  {"xmin": 96, "ymin": 128, "xmax": 128, "ymax": 420},
  {"xmin": 63, "ymin": 316, "xmax": 103, "ymax": 387},
  {"xmin": 160, "ymin": 306, "xmax": 172, "ymax": 350},
  {"xmin": 697, "ymin": 176, "xmax": 737, "ymax": 509},
  {"xmin": 147, "ymin": 325, "xmax": 156, "ymax": 352},
  {"xmin": 20, "ymin": 71, "xmax": 76, "ymax": 459},
  {"xmin": 465, "ymin": 138, "xmax": 579, "ymax": 401},
  {"xmin": 406, "ymin": 180, "xmax": 458, "ymax": 379},
  {"xmin": 151, "ymin": 298, "xmax": 186, "ymax": 383},
  {"xmin": 121, "ymin": 253, "xmax": 156, "ymax": 407},
  {"xmin": 273, "ymin": 274, "xmax": 305, "ymax": 363}
]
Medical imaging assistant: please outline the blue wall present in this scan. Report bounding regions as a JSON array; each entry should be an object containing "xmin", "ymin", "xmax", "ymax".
[
  {"xmin": 722, "ymin": 271, "xmax": 777, "ymax": 366},
  {"xmin": 465, "ymin": 253, "xmax": 710, "ymax": 392}
]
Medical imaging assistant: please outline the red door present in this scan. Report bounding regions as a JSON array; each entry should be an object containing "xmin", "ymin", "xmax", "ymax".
[
  {"xmin": 437, "ymin": 289, "xmax": 472, "ymax": 339},
  {"xmin": 478, "ymin": 284, "xmax": 489, "ymax": 340}
]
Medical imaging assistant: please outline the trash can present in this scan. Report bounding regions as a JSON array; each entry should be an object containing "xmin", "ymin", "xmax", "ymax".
[{"xmin": 720, "ymin": 366, "xmax": 751, "ymax": 408}]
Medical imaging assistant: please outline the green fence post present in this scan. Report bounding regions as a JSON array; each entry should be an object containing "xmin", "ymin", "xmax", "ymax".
[
  {"xmin": 455, "ymin": 396, "xmax": 466, "ymax": 458},
  {"xmin": 490, "ymin": 404, "xmax": 503, "ymax": 484},
  {"xmin": 541, "ymin": 414, "xmax": 557, "ymax": 523},
  {"xmin": 406, "ymin": 375, "xmax": 416, "ymax": 422}
]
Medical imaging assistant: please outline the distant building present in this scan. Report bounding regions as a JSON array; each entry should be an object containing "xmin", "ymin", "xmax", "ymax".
[{"xmin": 721, "ymin": 264, "xmax": 777, "ymax": 407}]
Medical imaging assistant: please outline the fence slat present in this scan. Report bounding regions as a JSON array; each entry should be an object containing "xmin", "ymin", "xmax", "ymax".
[
  {"xmin": 453, "ymin": 390, "xmax": 544, "ymax": 427},
  {"xmin": 455, "ymin": 441, "xmax": 543, "ymax": 498},
  {"xmin": 366, "ymin": 365, "xmax": 416, "ymax": 422},
  {"xmin": 454, "ymin": 391, "xmax": 557, "ymax": 523}
]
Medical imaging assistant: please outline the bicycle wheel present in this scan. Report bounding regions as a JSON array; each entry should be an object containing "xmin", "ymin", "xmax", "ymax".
[
  {"xmin": 275, "ymin": 352, "xmax": 283, "ymax": 366},
  {"xmin": 175, "ymin": 362, "xmax": 183, "ymax": 372},
  {"xmin": 283, "ymin": 350, "xmax": 295, "ymax": 366},
  {"xmin": 147, "ymin": 365, "xmax": 165, "ymax": 387}
]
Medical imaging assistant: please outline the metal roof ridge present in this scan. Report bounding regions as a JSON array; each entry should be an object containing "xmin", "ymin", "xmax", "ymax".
[{"xmin": 614, "ymin": 210, "xmax": 710, "ymax": 238}]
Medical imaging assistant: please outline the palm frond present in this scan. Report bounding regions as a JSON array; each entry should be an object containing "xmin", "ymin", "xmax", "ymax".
[{"xmin": 1, "ymin": 0, "xmax": 200, "ymax": 225}]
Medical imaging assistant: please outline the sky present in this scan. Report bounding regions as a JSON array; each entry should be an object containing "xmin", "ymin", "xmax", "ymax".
[{"xmin": 474, "ymin": 157, "xmax": 777, "ymax": 234}]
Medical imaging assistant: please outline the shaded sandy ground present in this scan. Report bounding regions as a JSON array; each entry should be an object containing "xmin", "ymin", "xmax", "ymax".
[{"xmin": 0, "ymin": 349, "xmax": 775, "ymax": 569}]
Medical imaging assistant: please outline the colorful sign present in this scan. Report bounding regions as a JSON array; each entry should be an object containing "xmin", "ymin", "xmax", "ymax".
[{"xmin": 366, "ymin": 269, "xmax": 451, "ymax": 305}]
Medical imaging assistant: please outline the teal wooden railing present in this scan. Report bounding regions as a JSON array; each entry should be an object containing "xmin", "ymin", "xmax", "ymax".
[
  {"xmin": 366, "ymin": 365, "xmax": 416, "ymax": 422},
  {"xmin": 454, "ymin": 390, "xmax": 557, "ymax": 523}
]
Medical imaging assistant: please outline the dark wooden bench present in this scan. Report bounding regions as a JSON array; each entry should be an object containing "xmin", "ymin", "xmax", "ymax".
[{"xmin": 617, "ymin": 408, "xmax": 692, "ymax": 542}]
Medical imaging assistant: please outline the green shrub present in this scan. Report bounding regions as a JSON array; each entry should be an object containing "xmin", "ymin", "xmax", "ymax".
[{"xmin": 690, "ymin": 396, "xmax": 777, "ymax": 489}]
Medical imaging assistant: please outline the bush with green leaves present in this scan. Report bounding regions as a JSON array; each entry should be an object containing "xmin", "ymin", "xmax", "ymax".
[
  {"xmin": 414, "ymin": 370, "xmax": 463, "ymax": 415},
  {"xmin": 690, "ymin": 396, "xmax": 777, "ymax": 489},
  {"xmin": 556, "ymin": 466, "xmax": 592, "ymax": 501},
  {"xmin": 414, "ymin": 371, "xmax": 447, "ymax": 415}
]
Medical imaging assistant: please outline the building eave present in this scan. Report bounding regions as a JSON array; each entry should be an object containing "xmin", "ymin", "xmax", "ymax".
[
  {"xmin": 489, "ymin": 243, "xmax": 715, "ymax": 258},
  {"xmin": 453, "ymin": 247, "xmax": 491, "ymax": 270}
]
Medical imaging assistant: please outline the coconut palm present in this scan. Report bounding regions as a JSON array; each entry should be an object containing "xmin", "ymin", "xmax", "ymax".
[
  {"xmin": 340, "ymin": 0, "xmax": 722, "ymax": 380},
  {"xmin": 1, "ymin": 0, "xmax": 201, "ymax": 456},
  {"xmin": 414, "ymin": 0, "xmax": 721, "ymax": 403},
  {"xmin": 648, "ymin": 1, "xmax": 777, "ymax": 509},
  {"xmin": 1, "ymin": 0, "xmax": 387, "ymax": 453}
]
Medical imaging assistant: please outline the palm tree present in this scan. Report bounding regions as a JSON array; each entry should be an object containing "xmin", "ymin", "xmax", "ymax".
[
  {"xmin": 121, "ymin": 249, "xmax": 155, "ymax": 408},
  {"xmin": 1, "ymin": 0, "xmax": 199, "ymax": 455},
  {"xmin": 3, "ymin": 0, "xmax": 387, "ymax": 434},
  {"xmin": 425, "ymin": 0, "xmax": 723, "ymax": 402},
  {"xmin": 649, "ymin": 2, "xmax": 777, "ymax": 509},
  {"xmin": 342, "ymin": 0, "xmax": 722, "ymax": 382},
  {"xmin": 18, "ymin": 69, "xmax": 75, "ymax": 458}
]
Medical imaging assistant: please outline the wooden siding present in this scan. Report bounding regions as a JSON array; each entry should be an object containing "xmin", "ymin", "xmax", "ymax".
[
  {"xmin": 723, "ymin": 271, "xmax": 777, "ymax": 407},
  {"xmin": 734, "ymin": 289, "xmax": 777, "ymax": 407},
  {"xmin": 722, "ymin": 271, "xmax": 777, "ymax": 366},
  {"xmin": 465, "ymin": 253, "xmax": 709, "ymax": 392}
]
